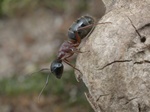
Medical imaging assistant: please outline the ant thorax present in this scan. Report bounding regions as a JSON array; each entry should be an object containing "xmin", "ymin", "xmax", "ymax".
[{"xmin": 57, "ymin": 41, "xmax": 76, "ymax": 60}]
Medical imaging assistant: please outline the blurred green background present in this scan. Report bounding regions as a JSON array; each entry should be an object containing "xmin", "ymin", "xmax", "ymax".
[{"xmin": 0, "ymin": 0, "xmax": 105, "ymax": 112}]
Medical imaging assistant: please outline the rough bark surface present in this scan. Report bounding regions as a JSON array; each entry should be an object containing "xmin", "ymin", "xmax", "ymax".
[{"xmin": 76, "ymin": 0, "xmax": 150, "ymax": 112}]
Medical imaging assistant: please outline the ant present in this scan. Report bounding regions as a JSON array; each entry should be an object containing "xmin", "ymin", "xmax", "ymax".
[
  {"xmin": 54, "ymin": 15, "xmax": 95, "ymax": 79},
  {"xmin": 31, "ymin": 15, "xmax": 110, "ymax": 101}
]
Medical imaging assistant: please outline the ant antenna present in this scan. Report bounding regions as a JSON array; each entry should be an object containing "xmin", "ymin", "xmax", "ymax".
[
  {"xmin": 38, "ymin": 71, "xmax": 51, "ymax": 102},
  {"xmin": 25, "ymin": 68, "xmax": 51, "ymax": 102},
  {"xmin": 27, "ymin": 68, "xmax": 50, "ymax": 76}
]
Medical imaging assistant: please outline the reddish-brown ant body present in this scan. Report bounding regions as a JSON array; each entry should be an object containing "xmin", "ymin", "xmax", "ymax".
[
  {"xmin": 34, "ymin": 15, "xmax": 111, "ymax": 100},
  {"xmin": 29, "ymin": 16, "xmax": 111, "ymax": 101},
  {"xmin": 36, "ymin": 15, "xmax": 95, "ymax": 100},
  {"xmin": 51, "ymin": 15, "xmax": 95, "ymax": 79}
]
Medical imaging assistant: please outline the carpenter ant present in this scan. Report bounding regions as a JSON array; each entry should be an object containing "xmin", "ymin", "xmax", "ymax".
[
  {"xmin": 31, "ymin": 15, "xmax": 111, "ymax": 101},
  {"xmin": 34, "ymin": 15, "xmax": 96, "ymax": 101},
  {"xmin": 51, "ymin": 16, "xmax": 96, "ymax": 80}
]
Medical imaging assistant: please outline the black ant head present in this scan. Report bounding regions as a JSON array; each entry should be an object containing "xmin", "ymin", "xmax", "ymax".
[{"xmin": 50, "ymin": 59, "xmax": 64, "ymax": 79}]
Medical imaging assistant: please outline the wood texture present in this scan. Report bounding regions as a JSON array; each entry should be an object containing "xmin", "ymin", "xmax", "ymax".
[{"xmin": 76, "ymin": 0, "xmax": 150, "ymax": 111}]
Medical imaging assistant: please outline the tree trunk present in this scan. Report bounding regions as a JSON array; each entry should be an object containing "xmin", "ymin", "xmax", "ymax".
[{"xmin": 76, "ymin": 0, "xmax": 150, "ymax": 112}]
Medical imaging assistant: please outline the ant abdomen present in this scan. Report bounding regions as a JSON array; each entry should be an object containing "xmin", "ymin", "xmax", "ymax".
[{"xmin": 68, "ymin": 15, "xmax": 95, "ymax": 41}]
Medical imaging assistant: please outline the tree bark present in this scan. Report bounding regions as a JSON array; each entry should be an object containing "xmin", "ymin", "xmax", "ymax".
[{"xmin": 76, "ymin": 0, "xmax": 150, "ymax": 112}]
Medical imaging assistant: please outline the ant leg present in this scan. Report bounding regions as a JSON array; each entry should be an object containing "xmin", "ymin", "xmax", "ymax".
[
  {"xmin": 71, "ymin": 48, "xmax": 83, "ymax": 54},
  {"xmin": 27, "ymin": 68, "xmax": 50, "ymax": 76},
  {"xmin": 63, "ymin": 59, "xmax": 83, "ymax": 81},
  {"xmin": 74, "ymin": 49, "xmax": 83, "ymax": 53},
  {"xmin": 74, "ymin": 31, "xmax": 81, "ymax": 44},
  {"xmin": 64, "ymin": 59, "xmax": 81, "ymax": 72},
  {"xmin": 78, "ymin": 22, "xmax": 112, "ymax": 30},
  {"xmin": 38, "ymin": 72, "xmax": 51, "ymax": 102},
  {"xmin": 68, "ymin": 32, "xmax": 81, "ymax": 46}
]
